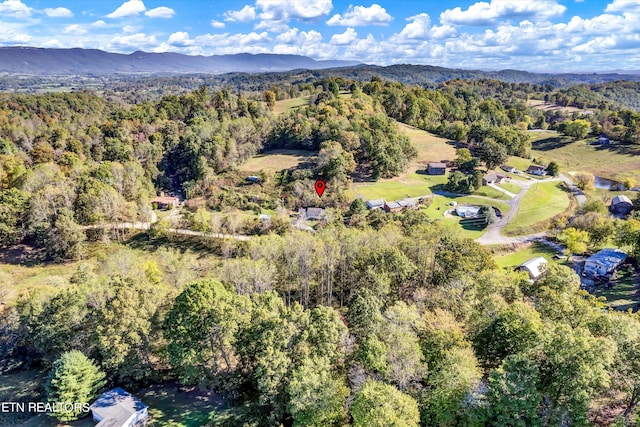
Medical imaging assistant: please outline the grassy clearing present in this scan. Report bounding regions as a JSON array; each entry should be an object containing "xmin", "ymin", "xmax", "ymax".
[
  {"xmin": 0, "ymin": 261, "xmax": 80, "ymax": 306},
  {"xmin": 473, "ymin": 185, "xmax": 511, "ymax": 200},
  {"xmin": 238, "ymin": 149, "xmax": 317, "ymax": 172},
  {"xmin": 273, "ymin": 97, "xmax": 310, "ymax": 115},
  {"xmin": 593, "ymin": 264, "xmax": 639, "ymax": 312},
  {"xmin": 353, "ymin": 172, "xmax": 448, "ymax": 201},
  {"xmin": 504, "ymin": 181, "xmax": 571, "ymax": 236},
  {"xmin": 493, "ymin": 241, "xmax": 561, "ymax": 271},
  {"xmin": 527, "ymin": 99, "xmax": 593, "ymax": 115},
  {"xmin": 395, "ymin": 122, "xmax": 456, "ymax": 166},
  {"xmin": 505, "ymin": 156, "xmax": 535, "ymax": 173},
  {"xmin": 529, "ymin": 132, "xmax": 640, "ymax": 183},
  {"xmin": 497, "ymin": 182, "xmax": 522, "ymax": 194}
]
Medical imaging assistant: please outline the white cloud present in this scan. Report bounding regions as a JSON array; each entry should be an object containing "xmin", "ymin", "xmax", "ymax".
[
  {"xmin": 91, "ymin": 20, "xmax": 107, "ymax": 27},
  {"xmin": 109, "ymin": 32, "xmax": 157, "ymax": 49},
  {"xmin": 255, "ymin": 0, "xmax": 332, "ymax": 31},
  {"xmin": 0, "ymin": 0, "xmax": 32, "ymax": 18},
  {"xmin": 441, "ymin": 0, "xmax": 567, "ymax": 26},
  {"xmin": 43, "ymin": 7, "xmax": 73, "ymax": 18},
  {"xmin": 327, "ymin": 4, "xmax": 392, "ymax": 26},
  {"xmin": 223, "ymin": 5, "xmax": 256, "ymax": 22},
  {"xmin": 62, "ymin": 24, "xmax": 87, "ymax": 35},
  {"xmin": 106, "ymin": 0, "xmax": 146, "ymax": 18},
  {"xmin": 331, "ymin": 27, "xmax": 358, "ymax": 45},
  {"xmin": 145, "ymin": 6, "xmax": 175, "ymax": 18},
  {"xmin": 210, "ymin": 20, "xmax": 225, "ymax": 29},
  {"xmin": 167, "ymin": 31, "xmax": 192, "ymax": 46},
  {"xmin": 605, "ymin": 0, "xmax": 640, "ymax": 13}
]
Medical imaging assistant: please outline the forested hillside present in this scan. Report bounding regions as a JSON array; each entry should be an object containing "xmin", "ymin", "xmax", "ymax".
[{"xmin": 1, "ymin": 77, "xmax": 640, "ymax": 426}]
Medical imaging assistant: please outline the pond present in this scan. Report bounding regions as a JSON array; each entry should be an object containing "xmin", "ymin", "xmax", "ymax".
[{"xmin": 594, "ymin": 176, "xmax": 622, "ymax": 190}]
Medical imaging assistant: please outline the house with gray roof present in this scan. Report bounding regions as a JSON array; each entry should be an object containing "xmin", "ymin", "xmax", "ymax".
[
  {"xmin": 583, "ymin": 248, "xmax": 627, "ymax": 277},
  {"xmin": 90, "ymin": 388, "xmax": 149, "ymax": 427},
  {"xmin": 366, "ymin": 199, "xmax": 385, "ymax": 210},
  {"xmin": 610, "ymin": 195, "xmax": 633, "ymax": 215}
]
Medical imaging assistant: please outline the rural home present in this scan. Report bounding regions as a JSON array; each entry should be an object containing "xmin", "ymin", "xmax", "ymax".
[
  {"xmin": 610, "ymin": 195, "xmax": 633, "ymax": 215},
  {"xmin": 383, "ymin": 201, "xmax": 403, "ymax": 213},
  {"xmin": 454, "ymin": 205, "xmax": 481, "ymax": 218},
  {"xmin": 515, "ymin": 257, "xmax": 548, "ymax": 281},
  {"xmin": 482, "ymin": 173, "xmax": 507, "ymax": 186},
  {"xmin": 246, "ymin": 176, "xmax": 261, "ymax": 183},
  {"xmin": 427, "ymin": 162, "xmax": 447, "ymax": 175},
  {"xmin": 298, "ymin": 207, "xmax": 326, "ymax": 220},
  {"xmin": 526, "ymin": 165, "xmax": 547, "ymax": 176},
  {"xmin": 90, "ymin": 388, "xmax": 149, "ymax": 427},
  {"xmin": 598, "ymin": 134, "xmax": 610, "ymax": 145},
  {"xmin": 366, "ymin": 199, "xmax": 385, "ymax": 210},
  {"xmin": 500, "ymin": 165, "xmax": 516, "ymax": 173},
  {"xmin": 583, "ymin": 248, "xmax": 627, "ymax": 277},
  {"xmin": 151, "ymin": 196, "xmax": 179, "ymax": 210}
]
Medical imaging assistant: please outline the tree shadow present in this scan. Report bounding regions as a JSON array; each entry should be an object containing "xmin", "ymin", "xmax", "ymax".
[{"xmin": 531, "ymin": 136, "xmax": 574, "ymax": 151}]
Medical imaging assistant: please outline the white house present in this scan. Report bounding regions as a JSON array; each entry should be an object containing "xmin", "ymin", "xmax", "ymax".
[
  {"xmin": 455, "ymin": 205, "xmax": 481, "ymax": 218},
  {"xmin": 90, "ymin": 388, "xmax": 149, "ymax": 427},
  {"xmin": 515, "ymin": 257, "xmax": 548, "ymax": 281},
  {"xmin": 366, "ymin": 199, "xmax": 385, "ymax": 210},
  {"xmin": 583, "ymin": 248, "xmax": 627, "ymax": 277}
]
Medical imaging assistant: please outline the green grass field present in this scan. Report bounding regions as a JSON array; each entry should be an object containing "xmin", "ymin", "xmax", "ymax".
[
  {"xmin": 237, "ymin": 149, "xmax": 317, "ymax": 172},
  {"xmin": 497, "ymin": 182, "xmax": 522, "ymax": 195},
  {"xmin": 353, "ymin": 172, "xmax": 448, "ymax": 200},
  {"xmin": 504, "ymin": 181, "xmax": 571, "ymax": 236},
  {"xmin": 473, "ymin": 185, "xmax": 511, "ymax": 200},
  {"xmin": 138, "ymin": 384, "xmax": 224, "ymax": 427},
  {"xmin": 493, "ymin": 241, "xmax": 561, "ymax": 271},
  {"xmin": 529, "ymin": 131, "xmax": 640, "ymax": 183}
]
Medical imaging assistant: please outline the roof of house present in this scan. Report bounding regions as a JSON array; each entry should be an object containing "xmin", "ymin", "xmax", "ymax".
[
  {"xmin": 516, "ymin": 257, "xmax": 548, "ymax": 279},
  {"xmin": 585, "ymin": 248, "xmax": 627, "ymax": 269},
  {"xmin": 428, "ymin": 162, "xmax": 447, "ymax": 169},
  {"xmin": 527, "ymin": 165, "xmax": 546, "ymax": 171},
  {"xmin": 366, "ymin": 199, "xmax": 385, "ymax": 208},
  {"xmin": 152, "ymin": 196, "xmax": 179, "ymax": 204},
  {"xmin": 500, "ymin": 165, "xmax": 515, "ymax": 171},
  {"xmin": 455, "ymin": 205, "xmax": 481, "ymax": 216},
  {"xmin": 612, "ymin": 195, "xmax": 632, "ymax": 205},
  {"xmin": 397, "ymin": 198, "xmax": 417, "ymax": 207},
  {"xmin": 483, "ymin": 173, "xmax": 506, "ymax": 181},
  {"xmin": 91, "ymin": 388, "xmax": 147, "ymax": 427}
]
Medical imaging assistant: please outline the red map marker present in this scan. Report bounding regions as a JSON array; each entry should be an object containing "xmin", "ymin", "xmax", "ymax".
[{"xmin": 314, "ymin": 180, "xmax": 326, "ymax": 197}]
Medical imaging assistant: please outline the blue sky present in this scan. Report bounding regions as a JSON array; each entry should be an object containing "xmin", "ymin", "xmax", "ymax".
[{"xmin": 1, "ymin": 0, "xmax": 639, "ymax": 71}]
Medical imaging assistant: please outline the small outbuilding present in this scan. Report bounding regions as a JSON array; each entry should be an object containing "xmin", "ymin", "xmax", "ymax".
[
  {"xmin": 583, "ymin": 248, "xmax": 627, "ymax": 277},
  {"xmin": 515, "ymin": 257, "xmax": 548, "ymax": 281},
  {"xmin": 90, "ymin": 388, "xmax": 149, "ymax": 427},
  {"xmin": 610, "ymin": 195, "xmax": 633, "ymax": 215},
  {"xmin": 427, "ymin": 162, "xmax": 447, "ymax": 175},
  {"xmin": 526, "ymin": 165, "xmax": 547, "ymax": 176},
  {"xmin": 500, "ymin": 165, "xmax": 516, "ymax": 173},
  {"xmin": 598, "ymin": 134, "xmax": 610, "ymax": 145},
  {"xmin": 246, "ymin": 176, "xmax": 261, "ymax": 184}
]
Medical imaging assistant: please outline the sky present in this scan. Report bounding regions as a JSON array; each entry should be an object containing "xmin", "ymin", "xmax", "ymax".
[{"xmin": 1, "ymin": 0, "xmax": 639, "ymax": 72}]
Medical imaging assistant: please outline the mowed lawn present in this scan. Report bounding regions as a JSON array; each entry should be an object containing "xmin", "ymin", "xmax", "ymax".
[
  {"xmin": 423, "ymin": 195, "xmax": 511, "ymax": 240},
  {"xmin": 493, "ymin": 241, "xmax": 561, "ymax": 271},
  {"xmin": 504, "ymin": 181, "xmax": 570, "ymax": 235},
  {"xmin": 138, "ymin": 384, "xmax": 225, "ymax": 427},
  {"xmin": 529, "ymin": 131, "xmax": 640, "ymax": 183},
  {"xmin": 238, "ymin": 149, "xmax": 317, "ymax": 173},
  {"xmin": 593, "ymin": 265, "xmax": 639, "ymax": 311},
  {"xmin": 353, "ymin": 173, "xmax": 447, "ymax": 200}
]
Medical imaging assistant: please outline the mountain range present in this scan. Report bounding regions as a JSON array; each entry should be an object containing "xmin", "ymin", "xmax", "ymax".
[{"xmin": 0, "ymin": 47, "xmax": 360, "ymax": 75}]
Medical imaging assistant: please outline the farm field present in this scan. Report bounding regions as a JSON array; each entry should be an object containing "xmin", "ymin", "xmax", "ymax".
[
  {"xmin": 529, "ymin": 131, "xmax": 640, "ymax": 183},
  {"xmin": 353, "ymin": 172, "xmax": 447, "ymax": 200},
  {"xmin": 504, "ymin": 181, "xmax": 571, "ymax": 235},
  {"xmin": 237, "ymin": 149, "xmax": 317, "ymax": 173}
]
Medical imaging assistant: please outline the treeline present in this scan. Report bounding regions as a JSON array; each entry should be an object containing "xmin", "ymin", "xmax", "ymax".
[{"xmin": 3, "ymin": 217, "xmax": 640, "ymax": 425}]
